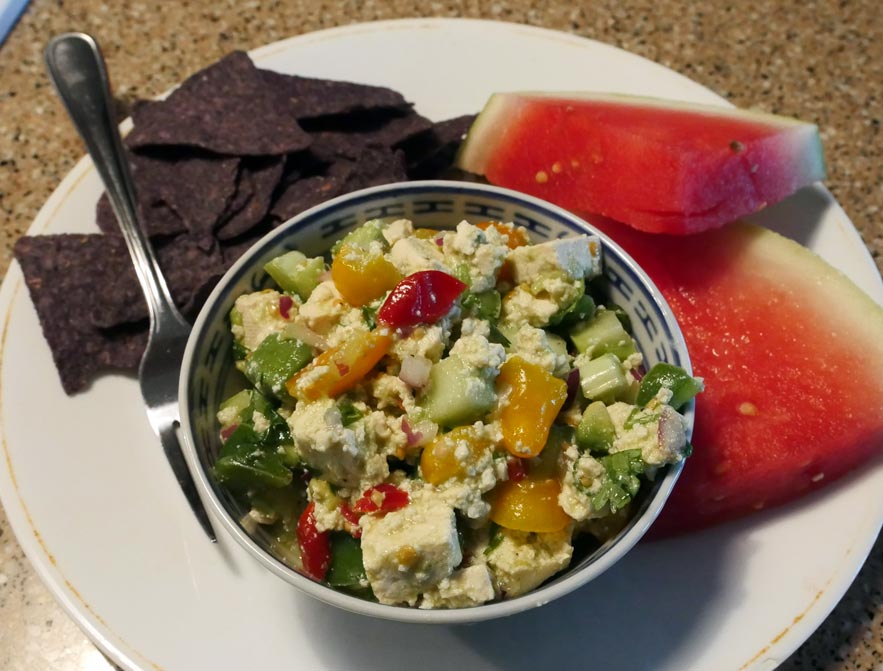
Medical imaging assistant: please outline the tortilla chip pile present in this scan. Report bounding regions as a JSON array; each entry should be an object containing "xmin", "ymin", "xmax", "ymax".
[{"xmin": 14, "ymin": 51, "xmax": 475, "ymax": 394}]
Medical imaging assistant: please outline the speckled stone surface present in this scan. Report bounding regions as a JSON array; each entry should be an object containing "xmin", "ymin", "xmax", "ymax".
[{"xmin": 0, "ymin": 1, "xmax": 881, "ymax": 669}]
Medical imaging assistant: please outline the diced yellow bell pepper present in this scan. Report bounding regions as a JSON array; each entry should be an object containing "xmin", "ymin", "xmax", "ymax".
[
  {"xmin": 497, "ymin": 357, "xmax": 568, "ymax": 458},
  {"xmin": 331, "ymin": 243, "xmax": 401, "ymax": 307},
  {"xmin": 286, "ymin": 330, "xmax": 392, "ymax": 401},
  {"xmin": 490, "ymin": 476, "xmax": 571, "ymax": 532},
  {"xmin": 420, "ymin": 425, "xmax": 489, "ymax": 485},
  {"xmin": 477, "ymin": 220, "xmax": 530, "ymax": 249}
]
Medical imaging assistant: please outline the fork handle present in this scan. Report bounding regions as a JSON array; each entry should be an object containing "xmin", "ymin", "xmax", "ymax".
[{"xmin": 44, "ymin": 32, "xmax": 180, "ymax": 324}]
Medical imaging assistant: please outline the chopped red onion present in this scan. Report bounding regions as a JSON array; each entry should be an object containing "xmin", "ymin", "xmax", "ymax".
[
  {"xmin": 278, "ymin": 294, "xmax": 294, "ymax": 320},
  {"xmin": 398, "ymin": 355, "xmax": 432, "ymax": 388}
]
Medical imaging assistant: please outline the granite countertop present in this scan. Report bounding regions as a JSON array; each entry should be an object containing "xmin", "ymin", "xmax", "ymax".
[{"xmin": 1, "ymin": 1, "xmax": 881, "ymax": 669}]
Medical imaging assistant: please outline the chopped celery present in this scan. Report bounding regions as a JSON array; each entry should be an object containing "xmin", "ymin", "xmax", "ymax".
[
  {"xmin": 636, "ymin": 362, "xmax": 704, "ymax": 410},
  {"xmin": 462, "ymin": 290, "xmax": 502, "ymax": 321},
  {"xmin": 420, "ymin": 355, "xmax": 497, "ymax": 427},
  {"xmin": 243, "ymin": 334, "xmax": 313, "ymax": 401},
  {"xmin": 453, "ymin": 262, "xmax": 472, "ymax": 286},
  {"xmin": 605, "ymin": 303, "xmax": 632, "ymax": 333},
  {"xmin": 576, "ymin": 401, "xmax": 616, "ymax": 453},
  {"xmin": 264, "ymin": 251, "xmax": 326, "ymax": 300},
  {"xmin": 569, "ymin": 309, "xmax": 637, "ymax": 361},
  {"xmin": 577, "ymin": 353, "xmax": 629, "ymax": 404},
  {"xmin": 326, "ymin": 533, "xmax": 369, "ymax": 591}
]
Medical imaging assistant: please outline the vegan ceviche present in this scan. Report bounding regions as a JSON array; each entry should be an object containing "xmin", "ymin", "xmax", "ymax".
[{"xmin": 212, "ymin": 217, "xmax": 702, "ymax": 608}]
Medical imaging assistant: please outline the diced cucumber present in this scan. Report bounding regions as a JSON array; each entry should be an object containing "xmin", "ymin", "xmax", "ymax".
[
  {"xmin": 636, "ymin": 362, "xmax": 704, "ymax": 410},
  {"xmin": 578, "ymin": 353, "xmax": 629, "ymax": 404},
  {"xmin": 576, "ymin": 401, "xmax": 616, "ymax": 453},
  {"xmin": 243, "ymin": 333, "xmax": 313, "ymax": 401},
  {"xmin": 462, "ymin": 290, "xmax": 502, "ymax": 321},
  {"xmin": 569, "ymin": 309, "xmax": 637, "ymax": 361},
  {"xmin": 547, "ymin": 332, "xmax": 569, "ymax": 360},
  {"xmin": 453, "ymin": 262, "xmax": 471, "ymax": 286},
  {"xmin": 264, "ymin": 251, "xmax": 326, "ymax": 300},
  {"xmin": 605, "ymin": 303, "xmax": 633, "ymax": 333},
  {"xmin": 333, "ymin": 219, "xmax": 389, "ymax": 254},
  {"xmin": 229, "ymin": 305, "xmax": 243, "ymax": 326},
  {"xmin": 420, "ymin": 355, "xmax": 497, "ymax": 427}
]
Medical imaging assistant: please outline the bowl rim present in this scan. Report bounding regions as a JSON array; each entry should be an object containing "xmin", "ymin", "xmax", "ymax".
[{"xmin": 178, "ymin": 178, "xmax": 693, "ymax": 624}]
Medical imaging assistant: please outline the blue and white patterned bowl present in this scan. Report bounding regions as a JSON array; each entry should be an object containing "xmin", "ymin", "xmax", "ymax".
[{"xmin": 178, "ymin": 180, "xmax": 694, "ymax": 624}]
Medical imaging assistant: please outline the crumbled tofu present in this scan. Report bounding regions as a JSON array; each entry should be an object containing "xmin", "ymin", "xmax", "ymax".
[
  {"xmin": 360, "ymin": 489, "xmax": 462, "ymax": 605},
  {"xmin": 507, "ymin": 236, "xmax": 601, "ymax": 283},
  {"xmin": 307, "ymin": 478, "xmax": 347, "ymax": 533},
  {"xmin": 382, "ymin": 219, "xmax": 415, "ymax": 246},
  {"xmin": 216, "ymin": 405, "xmax": 240, "ymax": 428},
  {"xmin": 442, "ymin": 221, "xmax": 509, "ymax": 292},
  {"xmin": 232, "ymin": 289, "xmax": 292, "ymax": 351},
  {"xmin": 252, "ymin": 410, "xmax": 270, "ymax": 434},
  {"xmin": 460, "ymin": 317, "xmax": 491, "ymax": 337},
  {"xmin": 298, "ymin": 280, "xmax": 360, "ymax": 336},
  {"xmin": 558, "ymin": 444, "xmax": 608, "ymax": 521},
  {"xmin": 606, "ymin": 401, "xmax": 689, "ymax": 466},
  {"xmin": 486, "ymin": 527, "xmax": 574, "ymax": 598},
  {"xmin": 389, "ymin": 237, "xmax": 452, "ymax": 276},
  {"xmin": 449, "ymin": 333, "xmax": 505, "ymax": 375},
  {"xmin": 287, "ymin": 398, "xmax": 388, "ymax": 488},
  {"xmin": 370, "ymin": 374, "xmax": 419, "ymax": 415},
  {"xmin": 390, "ymin": 324, "xmax": 448, "ymax": 363},
  {"xmin": 506, "ymin": 325, "xmax": 571, "ymax": 377},
  {"xmin": 500, "ymin": 285, "xmax": 560, "ymax": 327},
  {"xmin": 364, "ymin": 409, "xmax": 409, "ymax": 460},
  {"xmin": 419, "ymin": 564, "xmax": 496, "ymax": 609}
]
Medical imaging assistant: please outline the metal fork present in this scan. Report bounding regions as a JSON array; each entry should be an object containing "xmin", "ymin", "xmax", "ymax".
[{"xmin": 45, "ymin": 32, "xmax": 217, "ymax": 542}]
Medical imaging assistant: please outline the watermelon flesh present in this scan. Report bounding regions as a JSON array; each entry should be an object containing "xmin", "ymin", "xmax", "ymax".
[
  {"xmin": 457, "ymin": 93, "xmax": 826, "ymax": 235},
  {"xmin": 590, "ymin": 218, "xmax": 883, "ymax": 536}
]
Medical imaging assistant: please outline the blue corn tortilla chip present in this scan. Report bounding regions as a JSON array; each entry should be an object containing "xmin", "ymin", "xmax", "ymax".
[
  {"xmin": 13, "ymin": 234, "xmax": 148, "ymax": 393},
  {"xmin": 407, "ymin": 114, "xmax": 477, "ymax": 179},
  {"xmin": 126, "ymin": 52, "xmax": 312, "ymax": 156},
  {"xmin": 216, "ymin": 156, "xmax": 285, "ymax": 240},
  {"xmin": 96, "ymin": 146, "xmax": 239, "ymax": 238},
  {"xmin": 259, "ymin": 68, "xmax": 408, "ymax": 120},
  {"xmin": 304, "ymin": 108, "xmax": 434, "ymax": 162}
]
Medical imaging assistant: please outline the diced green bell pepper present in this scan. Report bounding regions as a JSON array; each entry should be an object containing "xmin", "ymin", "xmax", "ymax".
[{"xmin": 636, "ymin": 362, "xmax": 704, "ymax": 410}]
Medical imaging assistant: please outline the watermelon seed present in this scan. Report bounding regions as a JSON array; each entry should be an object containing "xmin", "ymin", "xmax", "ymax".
[
  {"xmin": 552, "ymin": 162, "xmax": 563, "ymax": 174},
  {"xmin": 730, "ymin": 140, "xmax": 745, "ymax": 153},
  {"xmin": 535, "ymin": 170, "xmax": 549, "ymax": 184},
  {"xmin": 811, "ymin": 472, "xmax": 825, "ymax": 483},
  {"xmin": 738, "ymin": 401, "xmax": 758, "ymax": 416}
]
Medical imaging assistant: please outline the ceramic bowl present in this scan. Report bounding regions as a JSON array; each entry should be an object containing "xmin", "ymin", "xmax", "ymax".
[{"xmin": 178, "ymin": 180, "xmax": 694, "ymax": 624}]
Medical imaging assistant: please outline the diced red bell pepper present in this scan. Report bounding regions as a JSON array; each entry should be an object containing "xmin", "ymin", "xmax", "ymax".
[
  {"xmin": 377, "ymin": 270, "xmax": 466, "ymax": 328},
  {"xmin": 339, "ymin": 502, "xmax": 362, "ymax": 538},
  {"xmin": 296, "ymin": 502, "xmax": 331, "ymax": 581},
  {"xmin": 352, "ymin": 483, "xmax": 410, "ymax": 514}
]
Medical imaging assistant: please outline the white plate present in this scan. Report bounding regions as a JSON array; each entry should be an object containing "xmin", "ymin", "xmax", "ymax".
[{"xmin": 1, "ymin": 18, "xmax": 882, "ymax": 671}]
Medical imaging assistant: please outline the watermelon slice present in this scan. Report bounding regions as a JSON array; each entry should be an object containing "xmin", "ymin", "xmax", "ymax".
[
  {"xmin": 456, "ymin": 93, "xmax": 826, "ymax": 235},
  {"xmin": 590, "ymin": 218, "xmax": 883, "ymax": 536}
]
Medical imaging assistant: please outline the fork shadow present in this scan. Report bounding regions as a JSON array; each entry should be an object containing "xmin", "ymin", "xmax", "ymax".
[{"xmin": 293, "ymin": 527, "xmax": 742, "ymax": 671}]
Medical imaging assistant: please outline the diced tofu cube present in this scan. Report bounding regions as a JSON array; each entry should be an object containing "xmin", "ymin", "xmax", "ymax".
[
  {"xmin": 419, "ymin": 564, "xmax": 496, "ymax": 609},
  {"xmin": 287, "ymin": 398, "xmax": 387, "ymax": 488},
  {"xmin": 360, "ymin": 489, "xmax": 462, "ymax": 605},
  {"xmin": 486, "ymin": 527, "xmax": 573, "ymax": 598},
  {"xmin": 507, "ymin": 235, "xmax": 601, "ymax": 283}
]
